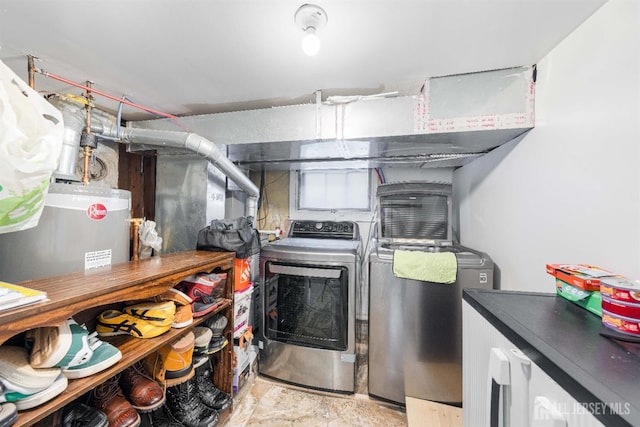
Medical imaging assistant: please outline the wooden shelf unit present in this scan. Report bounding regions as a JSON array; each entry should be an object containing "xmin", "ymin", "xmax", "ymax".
[{"xmin": 0, "ymin": 250, "xmax": 235, "ymax": 427}]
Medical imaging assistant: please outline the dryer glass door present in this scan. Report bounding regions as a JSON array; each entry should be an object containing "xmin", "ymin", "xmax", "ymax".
[{"xmin": 264, "ymin": 261, "xmax": 348, "ymax": 351}]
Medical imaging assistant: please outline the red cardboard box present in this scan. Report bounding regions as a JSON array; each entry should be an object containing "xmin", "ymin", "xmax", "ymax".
[{"xmin": 546, "ymin": 264, "xmax": 617, "ymax": 292}]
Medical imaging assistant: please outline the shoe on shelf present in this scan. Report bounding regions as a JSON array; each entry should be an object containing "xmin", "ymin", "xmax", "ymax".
[
  {"xmin": 96, "ymin": 310, "xmax": 171, "ymax": 339},
  {"xmin": 138, "ymin": 403, "xmax": 184, "ymax": 427},
  {"xmin": 193, "ymin": 356, "xmax": 231, "ymax": 413},
  {"xmin": 93, "ymin": 376, "xmax": 141, "ymax": 427},
  {"xmin": 190, "ymin": 300, "xmax": 219, "ymax": 318},
  {"xmin": 180, "ymin": 274, "xmax": 225, "ymax": 303},
  {"xmin": 28, "ymin": 318, "xmax": 93, "ymax": 369},
  {"xmin": 159, "ymin": 332, "xmax": 195, "ymax": 381},
  {"xmin": 0, "ymin": 346, "xmax": 60, "ymax": 394},
  {"xmin": 192, "ymin": 327, "xmax": 213, "ymax": 357},
  {"xmin": 152, "ymin": 287, "xmax": 193, "ymax": 307},
  {"xmin": 165, "ymin": 376, "xmax": 219, "ymax": 427},
  {"xmin": 12, "ymin": 373, "xmax": 68, "ymax": 411},
  {"xmin": 145, "ymin": 331, "xmax": 195, "ymax": 384},
  {"xmin": 123, "ymin": 301, "xmax": 176, "ymax": 326},
  {"xmin": 62, "ymin": 333, "xmax": 122, "ymax": 379},
  {"xmin": 119, "ymin": 361, "xmax": 165, "ymax": 413},
  {"xmin": 193, "ymin": 326, "xmax": 227, "ymax": 356},
  {"xmin": 62, "ymin": 402, "xmax": 108, "ymax": 427},
  {"xmin": 204, "ymin": 336, "xmax": 228, "ymax": 355},
  {"xmin": 203, "ymin": 314, "xmax": 228, "ymax": 338},
  {"xmin": 178, "ymin": 276, "xmax": 221, "ymax": 318},
  {"xmin": 201, "ymin": 314, "xmax": 228, "ymax": 354},
  {"xmin": 0, "ymin": 402, "xmax": 17, "ymax": 427},
  {"xmin": 186, "ymin": 273, "xmax": 226, "ymax": 300},
  {"xmin": 172, "ymin": 304, "xmax": 193, "ymax": 329}
]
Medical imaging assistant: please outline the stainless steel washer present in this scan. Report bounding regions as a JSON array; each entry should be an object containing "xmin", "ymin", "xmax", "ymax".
[
  {"xmin": 257, "ymin": 220, "xmax": 361, "ymax": 393},
  {"xmin": 367, "ymin": 181, "xmax": 494, "ymax": 405},
  {"xmin": 368, "ymin": 241, "xmax": 493, "ymax": 405}
]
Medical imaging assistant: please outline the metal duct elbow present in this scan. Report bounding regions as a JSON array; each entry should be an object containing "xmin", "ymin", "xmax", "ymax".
[
  {"xmin": 50, "ymin": 98, "xmax": 85, "ymax": 180},
  {"xmin": 107, "ymin": 126, "xmax": 260, "ymax": 219},
  {"xmin": 49, "ymin": 96, "xmax": 119, "ymax": 181}
]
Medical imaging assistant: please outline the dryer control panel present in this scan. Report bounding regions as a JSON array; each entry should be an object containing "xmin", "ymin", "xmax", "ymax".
[{"xmin": 289, "ymin": 220, "xmax": 359, "ymax": 240}]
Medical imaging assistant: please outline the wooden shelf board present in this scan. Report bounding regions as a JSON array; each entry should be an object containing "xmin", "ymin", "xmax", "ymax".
[{"xmin": 0, "ymin": 251, "xmax": 235, "ymax": 344}]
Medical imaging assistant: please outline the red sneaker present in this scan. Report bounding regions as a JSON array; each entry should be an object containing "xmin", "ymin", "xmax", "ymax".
[{"xmin": 180, "ymin": 274, "xmax": 222, "ymax": 317}]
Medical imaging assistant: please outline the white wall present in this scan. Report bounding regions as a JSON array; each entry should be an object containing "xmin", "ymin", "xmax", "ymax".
[{"xmin": 453, "ymin": 0, "xmax": 640, "ymax": 292}]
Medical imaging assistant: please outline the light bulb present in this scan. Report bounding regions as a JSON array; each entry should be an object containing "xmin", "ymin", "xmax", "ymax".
[{"xmin": 302, "ymin": 27, "xmax": 320, "ymax": 56}]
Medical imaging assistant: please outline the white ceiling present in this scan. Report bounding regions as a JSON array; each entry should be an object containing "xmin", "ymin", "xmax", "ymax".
[{"xmin": 0, "ymin": 0, "xmax": 607, "ymax": 121}]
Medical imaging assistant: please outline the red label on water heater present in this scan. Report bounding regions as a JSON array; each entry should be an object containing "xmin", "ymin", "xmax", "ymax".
[{"xmin": 87, "ymin": 203, "xmax": 108, "ymax": 220}]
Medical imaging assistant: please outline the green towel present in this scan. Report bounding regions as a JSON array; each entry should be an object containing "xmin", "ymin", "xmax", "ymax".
[{"xmin": 392, "ymin": 250, "xmax": 457, "ymax": 284}]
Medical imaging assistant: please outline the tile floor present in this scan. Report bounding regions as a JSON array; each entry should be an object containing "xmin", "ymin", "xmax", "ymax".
[{"xmin": 224, "ymin": 374, "xmax": 407, "ymax": 427}]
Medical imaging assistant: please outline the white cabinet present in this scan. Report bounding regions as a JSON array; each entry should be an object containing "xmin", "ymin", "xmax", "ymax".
[{"xmin": 463, "ymin": 300, "xmax": 604, "ymax": 427}]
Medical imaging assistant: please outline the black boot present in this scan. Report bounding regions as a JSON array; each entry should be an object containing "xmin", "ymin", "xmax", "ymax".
[
  {"xmin": 139, "ymin": 403, "xmax": 184, "ymax": 427},
  {"xmin": 165, "ymin": 377, "xmax": 219, "ymax": 427},
  {"xmin": 193, "ymin": 356, "xmax": 232, "ymax": 412},
  {"xmin": 62, "ymin": 403, "xmax": 108, "ymax": 427}
]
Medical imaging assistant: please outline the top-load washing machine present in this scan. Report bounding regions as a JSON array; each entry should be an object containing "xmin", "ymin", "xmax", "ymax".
[{"xmin": 368, "ymin": 182, "xmax": 494, "ymax": 405}]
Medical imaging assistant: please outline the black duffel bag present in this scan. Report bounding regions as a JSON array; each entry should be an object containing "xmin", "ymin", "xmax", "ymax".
[{"xmin": 196, "ymin": 216, "xmax": 260, "ymax": 259}]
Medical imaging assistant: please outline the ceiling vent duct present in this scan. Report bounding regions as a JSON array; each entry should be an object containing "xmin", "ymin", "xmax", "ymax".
[
  {"xmin": 49, "ymin": 96, "xmax": 259, "ymax": 218},
  {"xmin": 129, "ymin": 66, "xmax": 535, "ymax": 170},
  {"xmin": 94, "ymin": 122, "xmax": 259, "ymax": 219}
]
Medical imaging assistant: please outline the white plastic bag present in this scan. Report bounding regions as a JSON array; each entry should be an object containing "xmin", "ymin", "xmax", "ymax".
[
  {"xmin": 0, "ymin": 59, "xmax": 64, "ymax": 234},
  {"xmin": 139, "ymin": 220, "xmax": 163, "ymax": 259}
]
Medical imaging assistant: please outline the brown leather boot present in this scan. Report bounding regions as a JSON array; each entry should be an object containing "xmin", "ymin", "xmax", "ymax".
[
  {"xmin": 92, "ymin": 376, "xmax": 140, "ymax": 427},
  {"xmin": 120, "ymin": 361, "xmax": 165, "ymax": 413}
]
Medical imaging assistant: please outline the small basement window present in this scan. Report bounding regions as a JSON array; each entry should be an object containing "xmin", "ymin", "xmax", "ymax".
[{"xmin": 296, "ymin": 169, "xmax": 371, "ymax": 212}]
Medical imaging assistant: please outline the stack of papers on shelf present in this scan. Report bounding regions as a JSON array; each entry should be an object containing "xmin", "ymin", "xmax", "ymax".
[{"xmin": 0, "ymin": 281, "xmax": 48, "ymax": 311}]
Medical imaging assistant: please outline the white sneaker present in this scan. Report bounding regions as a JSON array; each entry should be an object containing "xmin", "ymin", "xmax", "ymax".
[
  {"xmin": 0, "ymin": 346, "xmax": 60, "ymax": 392},
  {"xmin": 13, "ymin": 373, "xmax": 68, "ymax": 411}
]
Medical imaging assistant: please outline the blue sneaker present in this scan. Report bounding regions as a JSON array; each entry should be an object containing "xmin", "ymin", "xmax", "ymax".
[
  {"xmin": 28, "ymin": 318, "xmax": 93, "ymax": 369},
  {"xmin": 62, "ymin": 333, "xmax": 122, "ymax": 379}
]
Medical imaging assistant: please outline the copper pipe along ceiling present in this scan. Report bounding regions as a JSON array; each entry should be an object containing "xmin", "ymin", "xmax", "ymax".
[{"xmin": 35, "ymin": 68, "xmax": 189, "ymax": 131}]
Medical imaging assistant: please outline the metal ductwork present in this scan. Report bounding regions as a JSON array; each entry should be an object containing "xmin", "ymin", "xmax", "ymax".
[
  {"xmin": 95, "ymin": 123, "xmax": 259, "ymax": 219},
  {"xmin": 128, "ymin": 66, "xmax": 536, "ymax": 171},
  {"xmin": 47, "ymin": 95, "xmax": 90, "ymax": 180},
  {"xmin": 50, "ymin": 96, "xmax": 259, "ymax": 219},
  {"xmin": 48, "ymin": 94, "xmax": 119, "ymax": 182}
]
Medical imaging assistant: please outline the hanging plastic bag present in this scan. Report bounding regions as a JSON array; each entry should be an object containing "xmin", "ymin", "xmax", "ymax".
[
  {"xmin": 196, "ymin": 217, "xmax": 260, "ymax": 258},
  {"xmin": 139, "ymin": 220, "xmax": 163, "ymax": 259},
  {"xmin": 0, "ymin": 59, "xmax": 64, "ymax": 234}
]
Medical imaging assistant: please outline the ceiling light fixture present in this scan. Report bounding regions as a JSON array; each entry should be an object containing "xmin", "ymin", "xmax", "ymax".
[{"xmin": 295, "ymin": 4, "xmax": 327, "ymax": 56}]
